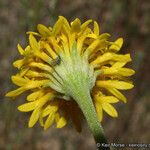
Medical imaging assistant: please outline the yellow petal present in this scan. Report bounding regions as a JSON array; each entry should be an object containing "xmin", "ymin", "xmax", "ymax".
[
  {"xmin": 24, "ymin": 45, "xmax": 32, "ymax": 56},
  {"xmin": 106, "ymin": 88, "xmax": 127, "ymax": 103},
  {"xmin": 99, "ymin": 33, "xmax": 111, "ymax": 40},
  {"xmin": 109, "ymin": 38, "xmax": 123, "ymax": 51},
  {"xmin": 5, "ymin": 87, "xmax": 25, "ymax": 97},
  {"xmin": 52, "ymin": 17, "xmax": 63, "ymax": 36},
  {"xmin": 113, "ymin": 54, "xmax": 132, "ymax": 62},
  {"xmin": 118, "ymin": 68, "xmax": 135, "ymax": 76},
  {"xmin": 28, "ymin": 108, "xmax": 41, "ymax": 127},
  {"xmin": 79, "ymin": 28, "xmax": 92, "ymax": 38},
  {"xmin": 97, "ymin": 80, "xmax": 134, "ymax": 90},
  {"xmin": 59, "ymin": 16, "xmax": 71, "ymax": 31},
  {"xmin": 71, "ymin": 18, "xmax": 81, "ymax": 32},
  {"xmin": 96, "ymin": 96, "xmax": 119, "ymax": 103},
  {"xmin": 102, "ymin": 103, "xmax": 118, "ymax": 117},
  {"xmin": 91, "ymin": 53, "xmax": 131, "ymax": 65},
  {"xmin": 13, "ymin": 59, "xmax": 24, "ymax": 69},
  {"xmin": 69, "ymin": 33, "xmax": 76, "ymax": 50},
  {"xmin": 55, "ymin": 114, "xmax": 67, "ymax": 128},
  {"xmin": 29, "ymin": 34, "xmax": 39, "ymax": 51},
  {"xmin": 37, "ymin": 93, "xmax": 54, "ymax": 108},
  {"xmin": 102, "ymin": 67, "xmax": 118, "ymax": 75},
  {"xmin": 19, "ymin": 68, "xmax": 29, "ymax": 77},
  {"xmin": 7, "ymin": 80, "xmax": 48, "ymax": 98},
  {"xmin": 29, "ymin": 62, "xmax": 52, "ymax": 73},
  {"xmin": 56, "ymin": 117, "xmax": 67, "ymax": 128},
  {"xmin": 94, "ymin": 21, "xmax": 100, "ymax": 35},
  {"xmin": 26, "ymin": 71, "xmax": 50, "ymax": 79},
  {"xmin": 42, "ymin": 104, "xmax": 58, "ymax": 117},
  {"xmin": 11, "ymin": 75, "xmax": 27, "ymax": 86},
  {"xmin": 27, "ymin": 90, "xmax": 44, "ymax": 101},
  {"xmin": 86, "ymin": 39, "xmax": 101, "ymax": 55},
  {"xmin": 60, "ymin": 34, "xmax": 70, "ymax": 56},
  {"xmin": 81, "ymin": 19, "xmax": 92, "ymax": 31},
  {"xmin": 55, "ymin": 113, "xmax": 60, "ymax": 122},
  {"xmin": 25, "ymin": 70, "xmax": 42, "ymax": 78},
  {"xmin": 95, "ymin": 102, "xmax": 103, "ymax": 122},
  {"xmin": 17, "ymin": 44, "xmax": 24, "ymax": 55},
  {"xmin": 37, "ymin": 24, "xmax": 51, "ymax": 37},
  {"xmin": 91, "ymin": 53, "xmax": 113, "ymax": 65},
  {"xmin": 87, "ymin": 33, "xmax": 97, "ymax": 39},
  {"xmin": 24, "ymin": 80, "xmax": 50, "ymax": 90},
  {"xmin": 44, "ymin": 43, "xmax": 58, "ymax": 59},
  {"xmin": 112, "ymin": 62, "xmax": 126, "ymax": 68},
  {"xmin": 39, "ymin": 113, "xmax": 44, "ymax": 127},
  {"xmin": 26, "ymin": 31, "xmax": 40, "ymax": 36},
  {"xmin": 18, "ymin": 101, "xmax": 37, "ymax": 112},
  {"xmin": 44, "ymin": 113, "xmax": 55, "ymax": 130},
  {"xmin": 102, "ymin": 67, "xmax": 135, "ymax": 77},
  {"xmin": 77, "ymin": 35, "xmax": 87, "ymax": 53},
  {"xmin": 49, "ymin": 37, "xmax": 62, "ymax": 53},
  {"xmin": 36, "ymin": 51, "xmax": 52, "ymax": 64},
  {"xmin": 88, "ymin": 39, "xmax": 100, "ymax": 50}
]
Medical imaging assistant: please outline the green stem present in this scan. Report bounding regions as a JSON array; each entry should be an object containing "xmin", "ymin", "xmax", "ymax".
[
  {"xmin": 72, "ymin": 89, "xmax": 110, "ymax": 150},
  {"xmin": 55, "ymin": 43, "xmax": 111, "ymax": 149}
]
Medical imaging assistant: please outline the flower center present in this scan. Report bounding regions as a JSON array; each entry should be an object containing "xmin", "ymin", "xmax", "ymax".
[{"xmin": 51, "ymin": 43, "xmax": 96, "ymax": 100}]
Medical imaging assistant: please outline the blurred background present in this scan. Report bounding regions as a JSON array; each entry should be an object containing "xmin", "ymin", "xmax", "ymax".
[{"xmin": 0, "ymin": 0, "xmax": 150, "ymax": 150}]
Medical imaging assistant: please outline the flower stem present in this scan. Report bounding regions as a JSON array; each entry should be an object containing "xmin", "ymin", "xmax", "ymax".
[
  {"xmin": 57, "ymin": 43, "xmax": 111, "ymax": 149},
  {"xmin": 72, "ymin": 89, "xmax": 110, "ymax": 150}
]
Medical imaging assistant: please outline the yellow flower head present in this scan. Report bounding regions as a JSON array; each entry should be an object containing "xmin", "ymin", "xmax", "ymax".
[{"xmin": 6, "ymin": 16, "xmax": 135, "ymax": 131}]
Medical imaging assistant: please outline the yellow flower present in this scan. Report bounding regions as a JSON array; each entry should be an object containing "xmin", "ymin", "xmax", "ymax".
[{"xmin": 6, "ymin": 16, "xmax": 135, "ymax": 132}]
